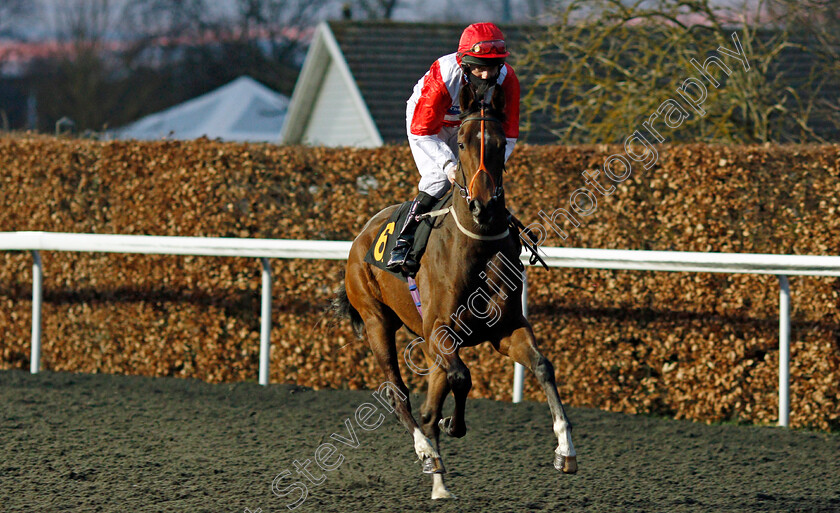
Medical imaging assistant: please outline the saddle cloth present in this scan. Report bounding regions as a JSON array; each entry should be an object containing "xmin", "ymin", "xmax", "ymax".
[{"xmin": 363, "ymin": 193, "xmax": 452, "ymax": 282}]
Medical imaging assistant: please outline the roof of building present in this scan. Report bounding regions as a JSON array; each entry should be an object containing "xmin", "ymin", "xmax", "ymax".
[{"xmin": 327, "ymin": 20, "xmax": 554, "ymax": 145}]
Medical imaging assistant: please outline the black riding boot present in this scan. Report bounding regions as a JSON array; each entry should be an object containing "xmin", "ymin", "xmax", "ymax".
[{"xmin": 386, "ymin": 192, "xmax": 436, "ymax": 272}]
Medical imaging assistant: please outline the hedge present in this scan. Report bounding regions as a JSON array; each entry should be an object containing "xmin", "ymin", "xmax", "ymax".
[{"xmin": 1, "ymin": 134, "xmax": 838, "ymax": 430}]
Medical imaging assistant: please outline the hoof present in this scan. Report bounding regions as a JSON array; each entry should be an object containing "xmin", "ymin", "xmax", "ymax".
[
  {"xmin": 554, "ymin": 453, "xmax": 578, "ymax": 474},
  {"xmin": 431, "ymin": 489, "xmax": 457, "ymax": 500},
  {"xmin": 438, "ymin": 417, "xmax": 466, "ymax": 438},
  {"xmin": 422, "ymin": 456, "xmax": 446, "ymax": 474}
]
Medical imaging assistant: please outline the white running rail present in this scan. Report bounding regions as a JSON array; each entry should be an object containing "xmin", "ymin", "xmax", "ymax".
[
  {"xmin": 3, "ymin": 231, "xmax": 840, "ymax": 427},
  {"xmin": 0, "ymin": 232, "xmax": 351, "ymax": 387}
]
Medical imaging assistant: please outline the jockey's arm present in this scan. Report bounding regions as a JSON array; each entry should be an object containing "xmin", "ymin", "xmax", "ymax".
[
  {"xmin": 409, "ymin": 133, "xmax": 458, "ymax": 183},
  {"xmin": 408, "ymin": 65, "xmax": 460, "ymax": 183},
  {"xmin": 501, "ymin": 65, "xmax": 520, "ymax": 166}
]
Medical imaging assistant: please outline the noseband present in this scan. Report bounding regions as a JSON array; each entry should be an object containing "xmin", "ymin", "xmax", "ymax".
[{"xmin": 453, "ymin": 105, "xmax": 504, "ymax": 203}]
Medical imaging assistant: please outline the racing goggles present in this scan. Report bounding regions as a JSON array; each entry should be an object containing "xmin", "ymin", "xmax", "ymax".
[{"xmin": 469, "ymin": 39, "xmax": 507, "ymax": 55}]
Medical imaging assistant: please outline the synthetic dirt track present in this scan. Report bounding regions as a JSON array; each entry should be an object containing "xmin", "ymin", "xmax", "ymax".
[{"xmin": 1, "ymin": 369, "xmax": 839, "ymax": 513}]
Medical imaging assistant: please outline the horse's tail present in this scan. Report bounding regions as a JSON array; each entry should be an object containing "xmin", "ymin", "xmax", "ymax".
[{"xmin": 330, "ymin": 283, "xmax": 365, "ymax": 340}]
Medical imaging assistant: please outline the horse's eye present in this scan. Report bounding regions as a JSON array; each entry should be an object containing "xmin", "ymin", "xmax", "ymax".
[{"xmin": 458, "ymin": 142, "xmax": 465, "ymax": 150}]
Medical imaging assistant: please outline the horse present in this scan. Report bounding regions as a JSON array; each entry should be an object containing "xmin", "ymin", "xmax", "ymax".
[{"xmin": 335, "ymin": 82, "xmax": 577, "ymax": 499}]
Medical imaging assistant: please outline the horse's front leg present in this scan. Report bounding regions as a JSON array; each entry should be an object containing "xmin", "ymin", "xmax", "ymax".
[
  {"xmin": 440, "ymin": 351, "xmax": 471, "ymax": 438},
  {"xmin": 422, "ymin": 320, "xmax": 472, "ymax": 438},
  {"xmin": 497, "ymin": 323, "xmax": 578, "ymax": 474}
]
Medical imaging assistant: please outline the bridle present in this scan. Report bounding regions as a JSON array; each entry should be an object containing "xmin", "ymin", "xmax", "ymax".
[
  {"xmin": 452, "ymin": 103, "xmax": 505, "ymax": 204},
  {"xmin": 418, "ymin": 102, "xmax": 510, "ymax": 242}
]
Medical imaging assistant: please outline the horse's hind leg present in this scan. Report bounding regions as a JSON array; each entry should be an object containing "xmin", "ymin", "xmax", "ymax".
[
  {"xmin": 497, "ymin": 324, "xmax": 578, "ymax": 474},
  {"xmin": 362, "ymin": 309, "xmax": 445, "ymax": 474}
]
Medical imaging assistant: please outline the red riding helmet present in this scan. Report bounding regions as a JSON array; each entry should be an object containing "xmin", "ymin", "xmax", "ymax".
[{"xmin": 457, "ymin": 22, "xmax": 510, "ymax": 66}]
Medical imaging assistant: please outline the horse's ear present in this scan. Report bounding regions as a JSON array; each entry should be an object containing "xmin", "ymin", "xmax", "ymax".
[
  {"xmin": 459, "ymin": 82, "xmax": 477, "ymax": 117},
  {"xmin": 490, "ymin": 83, "xmax": 506, "ymax": 120}
]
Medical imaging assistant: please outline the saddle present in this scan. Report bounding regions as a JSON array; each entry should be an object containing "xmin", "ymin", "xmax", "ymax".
[{"xmin": 364, "ymin": 193, "xmax": 453, "ymax": 281}]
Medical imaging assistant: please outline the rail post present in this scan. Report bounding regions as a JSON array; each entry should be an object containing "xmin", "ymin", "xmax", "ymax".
[
  {"xmin": 259, "ymin": 258, "xmax": 272, "ymax": 386},
  {"xmin": 778, "ymin": 275, "xmax": 790, "ymax": 427},
  {"xmin": 30, "ymin": 250, "xmax": 43, "ymax": 374},
  {"xmin": 512, "ymin": 269, "xmax": 526, "ymax": 403}
]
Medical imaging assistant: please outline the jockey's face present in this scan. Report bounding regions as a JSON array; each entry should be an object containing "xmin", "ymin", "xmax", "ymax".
[{"xmin": 469, "ymin": 64, "xmax": 498, "ymax": 80}]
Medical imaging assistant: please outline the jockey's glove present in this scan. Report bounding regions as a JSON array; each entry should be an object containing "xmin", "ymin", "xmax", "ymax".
[{"xmin": 444, "ymin": 161, "xmax": 457, "ymax": 183}]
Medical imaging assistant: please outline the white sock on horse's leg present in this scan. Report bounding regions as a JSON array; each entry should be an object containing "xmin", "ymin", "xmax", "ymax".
[
  {"xmin": 553, "ymin": 414, "xmax": 578, "ymax": 474},
  {"xmin": 554, "ymin": 417, "xmax": 576, "ymax": 458}
]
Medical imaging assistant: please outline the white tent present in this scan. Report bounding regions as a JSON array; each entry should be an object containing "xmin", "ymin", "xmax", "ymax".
[{"xmin": 114, "ymin": 76, "xmax": 289, "ymax": 143}]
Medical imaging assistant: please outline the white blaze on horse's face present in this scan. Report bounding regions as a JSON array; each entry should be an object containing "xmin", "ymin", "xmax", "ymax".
[{"xmin": 458, "ymin": 123, "xmax": 505, "ymax": 164}]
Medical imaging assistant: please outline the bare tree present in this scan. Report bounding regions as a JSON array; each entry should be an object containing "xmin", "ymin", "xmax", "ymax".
[
  {"xmin": 22, "ymin": 0, "xmax": 334, "ymax": 131},
  {"xmin": 343, "ymin": 0, "xmax": 402, "ymax": 19},
  {"xmin": 0, "ymin": 0, "xmax": 32, "ymax": 37},
  {"xmin": 231, "ymin": 0, "xmax": 332, "ymax": 57},
  {"xmin": 121, "ymin": 0, "xmax": 222, "ymax": 37},
  {"xmin": 516, "ymin": 0, "xmax": 840, "ymax": 143},
  {"xmin": 0, "ymin": 0, "xmax": 34, "ymax": 79},
  {"xmin": 48, "ymin": 0, "xmax": 124, "ymax": 47}
]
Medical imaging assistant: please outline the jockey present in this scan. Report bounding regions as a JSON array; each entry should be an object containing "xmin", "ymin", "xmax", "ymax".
[{"xmin": 386, "ymin": 22, "xmax": 521, "ymax": 272}]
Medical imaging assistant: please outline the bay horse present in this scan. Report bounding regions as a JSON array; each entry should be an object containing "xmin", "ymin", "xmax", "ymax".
[{"xmin": 336, "ymin": 83, "xmax": 577, "ymax": 499}]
